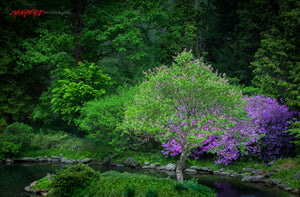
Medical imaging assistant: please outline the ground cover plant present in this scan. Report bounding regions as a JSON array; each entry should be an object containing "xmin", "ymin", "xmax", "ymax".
[{"xmin": 74, "ymin": 171, "xmax": 216, "ymax": 197}]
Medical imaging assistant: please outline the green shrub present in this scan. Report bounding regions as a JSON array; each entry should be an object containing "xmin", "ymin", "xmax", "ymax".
[
  {"xmin": 50, "ymin": 163, "xmax": 97, "ymax": 197},
  {"xmin": 0, "ymin": 139, "xmax": 21, "ymax": 158},
  {"xmin": 3, "ymin": 122, "xmax": 33, "ymax": 146},
  {"xmin": 76, "ymin": 84, "xmax": 138, "ymax": 147},
  {"xmin": 76, "ymin": 171, "xmax": 216, "ymax": 197},
  {"xmin": 0, "ymin": 122, "xmax": 33, "ymax": 157}
]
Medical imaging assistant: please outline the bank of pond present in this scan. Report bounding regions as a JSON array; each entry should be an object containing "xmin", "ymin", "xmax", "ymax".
[{"xmin": 0, "ymin": 163, "xmax": 297, "ymax": 197}]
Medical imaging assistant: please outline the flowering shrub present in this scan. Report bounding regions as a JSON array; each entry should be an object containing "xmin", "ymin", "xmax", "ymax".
[
  {"xmin": 245, "ymin": 96, "xmax": 297, "ymax": 161},
  {"xmin": 162, "ymin": 96, "xmax": 298, "ymax": 164}
]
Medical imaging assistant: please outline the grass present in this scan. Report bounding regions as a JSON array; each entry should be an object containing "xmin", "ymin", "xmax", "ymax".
[
  {"xmin": 74, "ymin": 171, "xmax": 216, "ymax": 197},
  {"xmin": 30, "ymin": 176, "xmax": 52, "ymax": 191}
]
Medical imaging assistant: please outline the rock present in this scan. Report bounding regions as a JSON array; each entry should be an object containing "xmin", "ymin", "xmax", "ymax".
[
  {"xmin": 265, "ymin": 160, "xmax": 276, "ymax": 167},
  {"xmin": 144, "ymin": 162, "xmax": 150, "ymax": 165},
  {"xmin": 219, "ymin": 168, "xmax": 225, "ymax": 172},
  {"xmin": 251, "ymin": 169, "xmax": 264, "ymax": 175},
  {"xmin": 51, "ymin": 156, "xmax": 59, "ymax": 159},
  {"xmin": 47, "ymin": 173, "xmax": 53, "ymax": 181},
  {"xmin": 207, "ymin": 169, "xmax": 213, "ymax": 174},
  {"xmin": 165, "ymin": 163, "xmax": 176, "ymax": 171},
  {"xmin": 102, "ymin": 156, "xmax": 111, "ymax": 166},
  {"xmin": 38, "ymin": 158, "xmax": 47, "ymax": 162},
  {"xmin": 5, "ymin": 159, "xmax": 13, "ymax": 163},
  {"xmin": 59, "ymin": 154, "xmax": 63, "ymax": 161},
  {"xmin": 199, "ymin": 167, "xmax": 209, "ymax": 171},
  {"xmin": 241, "ymin": 173, "xmax": 249, "ymax": 178},
  {"xmin": 264, "ymin": 172, "xmax": 273, "ymax": 178},
  {"xmin": 46, "ymin": 158, "xmax": 52, "ymax": 162},
  {"xmin": 283, "ymin": 186, "xmax": 293, "ymax": 192},
  {"xmin": 142, "ymin": 165, "xmax": 150, "ymax": 169},
  {"xmin": 24, "ymin": 186, "xmax": 31, "ymax": 193},
  {"xmin": 123, "ymin": 157, "xmax": 140, "ymax": 168},
  {"xmin": 292, "ymin": 189, "xmax": 300, "ymax": 194},
  {"xmin": 110, "ymin": 162, "xmax": 125, "ymax": 167},
  {"xmin": 213, "ymin": 171, "xmax": 221, "ymax": 175},
  {"xmin": 230, "ymin": 173, "xmax": 241, "ymax": 178},
  {"xmin": 52, "ymin": 159, "xmax": 59, "ymax": 163},
  {"xmin": 241, "ymin": 176, "xmax": 254, "ymax": 183},
  {"xmin": 270, "ymin": 179, "xmax": 281, "ymax": 185},
  {"xmin": 149, "ymin": 164, "xmax": 156, "ymax": 169},
  {"xmin": 278, "ymin": 183, "xmax": 288, "ymax": 189},
  {"xmin": 185, "ymin": 168, "xmax": 197, "ymax": 174},
  {"xmin": 293, "ymin": 171, "xmax": 300, "ymax": 180},
  {"xmin": 80, "ymin": 158, "xmax": 92, "ymax": 164},
  {"xmin": 251, "ymin": 175, "xmax": 264, "ymax": 183},
  {"xmin": 22, "ymin": 157, "xmax": 37, "ymax": 162},
  {"xmin": 220, "ymin": 172, "xmax": 230, "ymax": 176},
  {"xmin": 242, "ymin": 168, "xmax": 247, "ymax": 172},
  {"xmin": 190, "ymin": 166, "xmax": 200, "ymax": 171},
  {"xmin": 61, "ymin": 158, "xmax": 77, "ymax": 164},
  {"xmin": 30, "ymin": 181, "xmax": 37, "ymax": 187},
  {"xmin": 156, "ymin": 166, "xmax": 166, "ymax": 170}
]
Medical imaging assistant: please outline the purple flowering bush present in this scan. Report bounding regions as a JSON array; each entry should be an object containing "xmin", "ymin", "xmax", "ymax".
[
  {"xmin": 162, "ymin": 95, "xmax": 298, "ymax": 164},
  {"xmin": 245, "ymin": 96, "xmax": 297, "ymax": 161}
]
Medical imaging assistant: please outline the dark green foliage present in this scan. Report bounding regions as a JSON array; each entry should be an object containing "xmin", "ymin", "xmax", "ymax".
[
  {"xmin": 0, "ymin": 122, "xmax": 33, "ymax": 158},
  {"xmin": 145, "ymin": 185, "xmax": 158, "ymax": 197},
  {"xmin": 250, "ymin": 1, "xmax": 300, "ymax": 109},
  {"xmin": 0, "ymin": 140, "xmax": 21, "ymax": 158},
  {"xmin": 286, "ymin": 120, "xmax": 300, "ymax": 154},
  {"xmin": 50, "ymin": 163, "xmax": 97, "ymax": 197},
  {"xmin": 3, "ymin": 122, "xmax": 33, "ymax": 147},
  {"xmin": 174, "ymin": 182, "xmax": 188, "ymax": 191},
  {"xmin": 122, "ymin": 185, "xmax": 135, "ymax": 197}
]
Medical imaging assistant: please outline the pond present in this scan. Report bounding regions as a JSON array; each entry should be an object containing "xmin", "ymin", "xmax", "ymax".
[{"xmin": 0, "ymin": 163, "xmax": 296, "ymax": 197}]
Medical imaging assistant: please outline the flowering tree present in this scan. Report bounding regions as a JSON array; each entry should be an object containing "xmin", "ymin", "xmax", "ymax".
[{"xmin": 123, "ymin": 50, "xmax": 251, "ymax": 182}]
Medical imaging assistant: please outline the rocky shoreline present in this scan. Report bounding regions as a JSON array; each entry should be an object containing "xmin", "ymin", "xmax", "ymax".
[{"xmin": 1, "ymin": 155, "xmax": 299, "ymax": 195}]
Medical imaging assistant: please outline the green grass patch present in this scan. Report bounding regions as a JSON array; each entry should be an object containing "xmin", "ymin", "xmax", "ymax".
[
  {"xmin": 75, "ymin": 171, "xmax": 216, "ymax": 197},
  {"xmin": 30, "ymin": 176, "xmax": 52, "ymax": 191}
]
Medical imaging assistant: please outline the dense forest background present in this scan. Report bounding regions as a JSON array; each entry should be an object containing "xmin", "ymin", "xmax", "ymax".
[{"xmin": 1, "ymin": 0, "xmax": 299, "ymax": 131}]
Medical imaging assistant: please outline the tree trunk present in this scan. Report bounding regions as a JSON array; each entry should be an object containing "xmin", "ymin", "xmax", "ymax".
[
  {"xmin": 73, "ymin": 0, "xmax": 86, "ymax": 64},
  {"xmin": 176, "ymin": 146, "xmax": 189, "ymax": 183}
]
